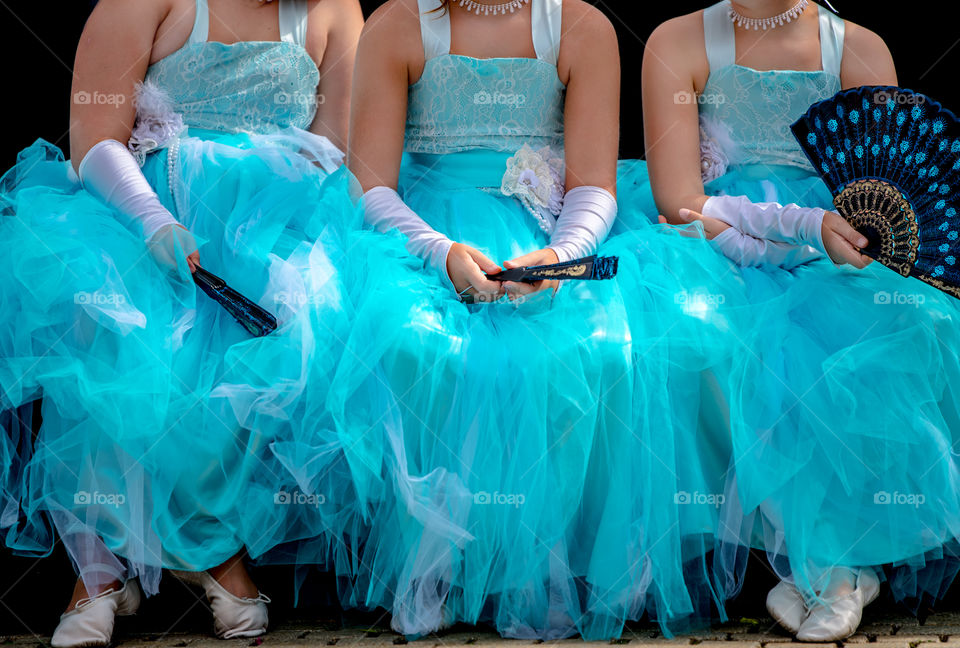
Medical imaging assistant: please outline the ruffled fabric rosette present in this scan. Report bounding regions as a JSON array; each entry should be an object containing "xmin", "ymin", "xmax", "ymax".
[
  {"xmin": 500, "ymin": 144, "xmax": 565, "ymax": 233},
  {"xmin": 128, "ymin": 81, "xmax": 187, "ymax": 165}
]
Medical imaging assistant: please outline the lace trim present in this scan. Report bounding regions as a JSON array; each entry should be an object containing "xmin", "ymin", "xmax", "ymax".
[
  {"xmin": 500, "ymin": 144, "xmax": 565, "ymax": 234},
  {"xmin": 128, "ymin": 81, "xmax": 187, "ymax": 166}
]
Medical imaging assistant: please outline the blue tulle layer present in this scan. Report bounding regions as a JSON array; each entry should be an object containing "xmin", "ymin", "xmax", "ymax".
[
  {"xmin": 0, "ymin": 132, "xmax": 368, "ymax": 596},
  {"xmin": 317, "ymin": 151, "xmax": 764, "ymax": 639},
  {"xmin": 620, "ymin": 159, "xmax": 960, "ymax": 611}
]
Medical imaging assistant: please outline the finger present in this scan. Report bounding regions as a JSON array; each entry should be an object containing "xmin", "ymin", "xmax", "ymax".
[
  {"xmin": 469, "ymin": 249, "xmax": 502, "ymax": 275},
  {"xmin": 700, "ymin": 217, "xmax": 731, "ymax": 240},
  {"xmin": 836, "ymin": 238, "xmax": 868, "ymax": 268},
  {"xmin": 467, "ymin": 266, "xmax": 503, "ymax": 297},
  {"xmin": 831, "ymin": 219, "xmax": 869, "ymax": 250},
  {"xmin": 504, "ymin": 280, "xmax": 538, "ymax": 299},
  {"xmin": 678, "ymin": 208, "xmax": 704, "ymax": 223},
  {"xmin": 505, "ymin": 250, "xmax": 549, "ymax": 269}
]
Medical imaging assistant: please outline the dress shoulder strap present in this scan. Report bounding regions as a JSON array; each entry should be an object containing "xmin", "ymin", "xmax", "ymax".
[
  {"xmin": 417, "ymin": 0, "xmax": 451, "ymax": 60},
  {"xmin": 189, "ymin": 0, "xmax": 210, "ymax": 44},
  {"xmin": 531, "ymin": 0, "xmax": 562, "ymax": 65},
  {"xmin": 280, "ymin": 0, "xmax": 310, "ymax": 48},
  {"xmin": 817, "ymin": 4, "xmax": 845, "ymax": 78},
  {"xmin": 702, "ymin": 1, "xmax": 736, "ymax": 73}
]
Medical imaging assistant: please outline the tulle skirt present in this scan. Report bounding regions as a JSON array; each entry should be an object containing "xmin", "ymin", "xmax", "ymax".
[
  {"xmin": 621, "ymin": 159, "xmax": 960, "ymax": 610},
  {"xmin": 322, "ymin": 150, "xmax": 755, "ymax": 639},
  {"xmin": 0, "ymin": 130, "xmax": 370, "ymax": 596}
]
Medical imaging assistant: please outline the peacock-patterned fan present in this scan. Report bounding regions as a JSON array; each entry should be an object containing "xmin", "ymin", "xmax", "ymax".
[{"xmin": 791, "ymin": 86, "xmax": 960, "ymax": 298}]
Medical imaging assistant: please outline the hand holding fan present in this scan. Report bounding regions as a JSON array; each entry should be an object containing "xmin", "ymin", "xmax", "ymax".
[
  {"xmin": 485, "ymin": 255, "xmax": 619, "ymax": 282},
  {"xmin": 791, "ymin": 86, "xmax": 960, "ymax": 298}
]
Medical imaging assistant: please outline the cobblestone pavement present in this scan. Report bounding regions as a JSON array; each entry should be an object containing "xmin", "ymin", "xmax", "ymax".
[{"xmin": 7, "ymin": 608, "xmax": 960, "ymax": 648}]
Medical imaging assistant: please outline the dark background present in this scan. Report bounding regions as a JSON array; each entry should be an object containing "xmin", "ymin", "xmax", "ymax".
[
  {"xmin": 2, "ymin": 0, "xmax": 960, "ymax": 637},
  {"xmin": 2, "ymin": 1, "xmax": 960, "ymax": 167}
]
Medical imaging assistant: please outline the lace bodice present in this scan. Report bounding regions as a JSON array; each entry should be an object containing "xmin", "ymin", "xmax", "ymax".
[
  {"xmin": 405, "ymin": 0, "xmax": 566, "ymax": 155},
  {"xmin": 142, "ymin": 0, "xmax": 318, "ymax": 135},
  {"xmin": 698, "ymin": 1, "xmax": 844, "ymax": 172}
]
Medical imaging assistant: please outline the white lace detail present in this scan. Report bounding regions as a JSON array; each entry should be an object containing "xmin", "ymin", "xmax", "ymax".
[
  {"xmin": 500, "ymin": 144, "xmax": 565, "ymax": 234},
  {"xmin": 699, "ymin": 114, "xmax": 734, "ymax": 184},
  {"xmin": 128, "ymin": 81, "xmax": 187, "ymax": 166}
]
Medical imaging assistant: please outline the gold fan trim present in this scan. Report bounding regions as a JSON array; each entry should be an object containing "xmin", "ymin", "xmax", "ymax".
[{"xmin": 833, "ymin": 179, "xmax": 960, "ymax": 299}]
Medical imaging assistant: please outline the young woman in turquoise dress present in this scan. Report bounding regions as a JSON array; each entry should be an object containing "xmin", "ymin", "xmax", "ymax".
[
  {"xmin": 328, "ymin": 0, "xmax": 756, "ymax": 639},
  {"xmin": 0, "ymin": 0, "xmax": 365, "ymax": 644},
  {"xmin": 628, "ymin": 0, "xmax": 960, "ymax": 641}
]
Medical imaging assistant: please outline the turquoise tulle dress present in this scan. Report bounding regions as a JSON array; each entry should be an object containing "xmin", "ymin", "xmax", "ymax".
[
  {"xmin": 621, "ymin": 0, "xmax": 960, "ymax": 612},
  {"xmin": 322, "ymin": 0, "xmax": 753, "ymax": 639},
  {"xmin": 0, "ymin": 0, "xmax": 367, "ymax": 597}
]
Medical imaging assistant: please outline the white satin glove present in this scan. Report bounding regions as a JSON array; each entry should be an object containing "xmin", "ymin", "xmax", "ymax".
[
  {"xmin": 361, "ymin": 186, "xmax": 455, "ymax": 286},
  {"xmin": 711, "ymin": 227, "xmax": 823, "ymax": 269},
  {"xmin": 79, "ymin": 139, "xmax": 181, "ymax": 240},
  {"xmin": 78, "ymin": 139, "xmax": 198, "ymax": 273},
  {"xmin": 702, "ymin": 194, "xmax": 827, "ymax": 255},
  {"xmin": 548, "ymin": 186, "xmax": 618, "ymax": 263}
]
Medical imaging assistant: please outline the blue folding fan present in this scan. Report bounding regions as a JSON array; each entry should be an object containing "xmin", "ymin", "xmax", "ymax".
[
  {"xmin": 193, "ymin": 267, "xmax": 277, "ymax": 337},
  {"xmin": 791, "ymin": 86, "xmax": 960, "ymax": 298}
]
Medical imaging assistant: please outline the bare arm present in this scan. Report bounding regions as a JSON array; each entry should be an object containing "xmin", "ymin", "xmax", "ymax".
[
  {"xmin": 347, "ymin": 0, "xmax": 421, "ymax": 190},
  {"xmin": 308, "ymin": 0, "xmax": 364, "ymax": 151},
  {"xmin": 347, "ymin": 0, "xmax": 507, "ymax": 300},
  {"xmin": 559, "ymin": 1, "xmax": 619, "ymax": 196},
  {"xmin": 642, "ymin": 14, "xmax": 873, "ymax": 267},
  {"xmin": 502, "ymin": 1, "xmax": 619, "ymax": 299},
  {"xmin": 70, "ymin": 0, "xmax": 169, "ymax": 170},
  {"xmin": 641, "ymin": 15, "xmax": 711, "ymax": 225}
]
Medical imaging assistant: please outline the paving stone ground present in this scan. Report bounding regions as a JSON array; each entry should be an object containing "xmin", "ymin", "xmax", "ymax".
[
  {"xmin": 6, "ymin": 608, "xmax": 960, "ymax": 648},
  {"xmin": 5, "ymin": 560, "xmax": 960, "ymax": 648}
]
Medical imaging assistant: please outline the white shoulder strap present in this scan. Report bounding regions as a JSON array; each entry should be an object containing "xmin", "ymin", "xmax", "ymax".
[
  {"xmin": 280, "ymin": 0, "xmax": 310, "ymax": 48},
  {"xmin": 189, "ymin": 0, "xmax": 210, "ymax": 44},
  {"xmin": 817, "ymin": 4, "xmax": 845, "ymax": 78},
  {"xmin": 531, "ymin": 0, "xmax": 562, "ymax": 65},
  {"xmin": 417, "ymin": 0, "xmax": 451, "ymax": 60},
  {"xmin": 703, "ymin": 1, "xmax": 736, "ymax": 73}
]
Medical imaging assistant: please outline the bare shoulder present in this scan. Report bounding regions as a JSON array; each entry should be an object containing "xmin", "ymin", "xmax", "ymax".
[
  {"xmin": 309, "ymin": 0, "xmax": 364, "ymax": 50},
  {"xmin": 310, "ymin": 0, "xmax": 363, "ymax": 25},
  {"xmin": 642, "ymin": 10, "xmax": 709, "ymax": 90},
  {"xmin": 645, "ymin": 11, "xmax": 705, "ymax": 63},
  {"xmin": 558, "ymin": 0, "xmax": 618, "ymax": 81},
  {"xmin": 560, "ymin": 0, "xmax": 617, "ymax": 42},
  {"xmin": 842, "ymin": 20, "xmax": 891, "ymax": 62},
  {"xmin": 359, "ymin": 0, "xmax": 423, "ymax": 59},
  {"xmin": 840, "ymin": 19, "xmax": 896, "ymax": 86},
  {"xmin": 91, "ymin": 0, "xmax": 173, "ymax": 26}
]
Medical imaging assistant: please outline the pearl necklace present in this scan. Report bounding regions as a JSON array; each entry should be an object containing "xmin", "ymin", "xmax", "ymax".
[
  {"xmin": 458, "ymin": 0, "xmax": 530, "ymax": 16},
  {"xmin": 728, "ymin": 0, "xmax": 809, "ymax": 30}
]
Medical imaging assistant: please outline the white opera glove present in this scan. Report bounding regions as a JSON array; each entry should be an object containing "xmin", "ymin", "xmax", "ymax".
[
  {"xmin": 712, "ymin": 227, "xmax": 822, "ymax": 269},
  {"xmin": 78, "ymin": 139, "xmax": 197, "ymax": 273},
  {"xmin": 548, "ymin": 186, "xmax": 618, "ymax": 263},
  {"xmin": 362, "ymin": 186, "xmax": 455, "ymax": 287},
  {"xmin": 703, "ymin": 194, "xmax": 827, "ymax": 256}
]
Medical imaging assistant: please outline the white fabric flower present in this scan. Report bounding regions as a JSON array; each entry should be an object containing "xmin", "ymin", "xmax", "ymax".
[
  {"xmin": 699, "ymin": 114, "xmax": 733, "ymax": 184},
  {"xmin": 128, "ymin": 81, "xmax": 187, "ymax": 166},
  {"xmin": 501, "ymin": 144, "xmax": 565, "ymax": 234}
]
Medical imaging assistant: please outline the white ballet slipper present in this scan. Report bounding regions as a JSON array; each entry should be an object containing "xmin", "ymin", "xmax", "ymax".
[
  {"xmin": 766, "ymin": 579, "xmax": 808, "ymax": 633},
  {"xmin": 796, "ymin": 569, "xmax": 880, "ymax": 642},
  {"xmin": 51, "ymin": 579, "xmax": 141, "ymax": 648},
  {"xmin": 170, "ymin": 569, "xmax": 270, "ymax": 639}
]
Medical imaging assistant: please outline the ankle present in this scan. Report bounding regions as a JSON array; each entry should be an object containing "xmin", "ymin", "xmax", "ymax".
[
  {"xmin": 208, "ymin": 554, "xmax": 259, "ymax": 599},
  {"xmin": 65, "ymin": 578, "xmax": 123, "ymax": 614}
]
